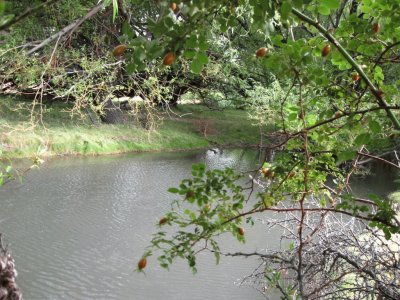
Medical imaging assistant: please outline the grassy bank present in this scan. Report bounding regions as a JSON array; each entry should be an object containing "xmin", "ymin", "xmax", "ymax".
[{"xmin": 0, "ymin": 97, "xmax": 268, "ymax": 158}]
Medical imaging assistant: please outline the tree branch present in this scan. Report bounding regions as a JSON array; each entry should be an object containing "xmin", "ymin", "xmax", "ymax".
[
  {"xmin": 224, "ymin": 206, "xmax": 395, "ymax": 228},
  {"xmin": 291, "ymin": 8, "xmax": 400, "ymax": 130},
  {"xmin": 27, "ymin": 2, "xmax": 104, "ymax": 55},
  {"xmin": 356, "ymin": 151, "xmax": 400, "ymax": 169}
]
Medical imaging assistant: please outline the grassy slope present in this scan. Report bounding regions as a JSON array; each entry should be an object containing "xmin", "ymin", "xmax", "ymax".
[{"xmin": 0, "ymin": 97, "xmax": 267, "ymax": 158}]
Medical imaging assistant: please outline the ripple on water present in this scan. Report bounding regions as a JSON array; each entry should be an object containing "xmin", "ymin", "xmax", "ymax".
[{"xmin": 0, "ymin": 150, "xmax": 287, "ymax": 300}]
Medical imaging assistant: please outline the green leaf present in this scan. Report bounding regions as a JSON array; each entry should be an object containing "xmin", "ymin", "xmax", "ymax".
[
  {"xmin": 185, "ymin": 35, "xmax": 198, "ymax": 48},
  {"xmin": 112, "ymin": 0, "xmax": 118, "ymax": 22},
  {"xmin": 214, "ymin": 250, "xmax": 220, "ymax": 264},
  {"xmin": 271, "ymin": 34, "xmax": 284, "ymax": 47},
  {"xmin": 184, "ymin": 49, "xmax": 196, "ymax": 59},
  {"xmin": 369, "ymin": 120, "xmax": 381, "ymax": 134},
  {"xmin": 280, "ymin": 2, "xmax": 292, "ymax": 20},
  {"xmin": 318, "ymin": 5, "xmax": 331, "ymax": 15},
  {"xmin": 383, "ymin": 228, "xmax": 391, "ymax": 240},
  {"xmin": 192, "ymin": 163, "xmax": 205, "ymax": 171},
  {"xmin": 196, "ymin": 52, "xmax": 209, "ymax": 65},
  {"xmin": 163, "ymin": 16, "xmax": 175, "ymax": 30},
  {"xmin": 337, "ymin": 150, "xmax": 356, "ymax": 164},
  {"xmin": 331, "ymin": 51, "xmax": 352, "ymax": 70},
  {"xmin": 198, "ymin": 36, "xmax": 208, "ymax": 51},
  {"xmin": 218, "ymin": 17, "xmax": 228, "ymax": 32},
  {"xmin": 305, "ymin": 114, "xmax": 317, "ymax": 126},
  {"xmin": 122, "ymin": 22, "xmax": 134, "ymax": 38},
  {"xmin": 126, "ymin": 63, "xmax": 136, "ymax": 74},
  {"xmin": 318, "ymin": 0, "xmax": 340, "ymax": 15},
  {"xmin": 168, "ymin": 187, "xmax": 180, "ymax": 193},
  {"xmin": 0, "ymin": 1, "xmax": 5, "ymax": 14},
  {"xmin": 292, "ymin": 0, "xmax": 305, "ymax": 8},
  {"xmin": 191, "ymin": 59, "xmax": 204, "ymax": 74},
  {"xmin": 288, "ymin": 112, "xmax": 298, "ymax": 121},
  {"xmin": 373, "ymin": 66, "xmax": 384, "ymax": 82},
  {"xmin": 324, "ymin": 0, "xmax": 340, "ymax": 9},
  {"xmin": 354, "ymin": 133, "xmax": 371, "ymax": 146},
  {"xmin": 147, "ymin": 18, "xmax": 168, "ymax": 37}
]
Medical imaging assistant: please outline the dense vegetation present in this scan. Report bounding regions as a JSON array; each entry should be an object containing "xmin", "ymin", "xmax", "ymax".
[
  {"xmin": 0, "ymin": 96, "xmax": 265, "ymax": 158},
  {"xmin": 1, "ymin": 0, "xmax": 400, "ymax": 299}
]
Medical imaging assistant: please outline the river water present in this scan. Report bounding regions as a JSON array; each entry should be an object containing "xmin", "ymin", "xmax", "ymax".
[{"xmin": 0, "ymin": 149, "xmax": 398, "ymax": 300}]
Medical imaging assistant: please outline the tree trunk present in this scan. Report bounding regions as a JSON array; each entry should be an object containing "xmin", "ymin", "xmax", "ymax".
[
  {"xmin": 0, "ymin": 234, "xmax": 22, "ymax": 300},
  {"xmin": 99, "ymin": 99, "xmax": 125, "ymax": 124}
]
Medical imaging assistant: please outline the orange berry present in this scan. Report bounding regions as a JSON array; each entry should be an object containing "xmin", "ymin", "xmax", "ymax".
[
  {"xmin": 261, "ymin": 168, "xmax": 271, "ymax": 177},
  {"xmin": 170, "ymin": 2, "xmax": 177, "ymax": 11},
  {"xmin": 352, "ymin": 72, "xmax": 360, "ymax": 81},
  {"xmin": 321, "ymin": 44, "xmax": 331, "ymax": 57},
  {"xmin": 159, "ymin": 217, "xmax": 168, "ymax": 225},
  {"xmin": 372, "ymin": 23, "xmax": 381, "ymax": 33},
  {"xmin": 138, "ymin": 257, "xmax": 147, "ymax": 270},
  {"xmin": 163, "ymin": 51, "xmax": 176, "ymax": 66},
  {"xmin": 112, "ymin": 44, "xmax": 127, "ymax": 57},
  {"xmin": 238, "ymin": 227, "xmax": 245, "ymax": 236},
  {"xmin": 256, "ymin": 47, "xmax": 267, "ymax": 58}
]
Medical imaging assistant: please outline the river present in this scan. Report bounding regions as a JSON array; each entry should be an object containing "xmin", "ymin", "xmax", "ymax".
[{"xmin": 0, "ymin": 149, "xmax": 398, "ymax": 299}]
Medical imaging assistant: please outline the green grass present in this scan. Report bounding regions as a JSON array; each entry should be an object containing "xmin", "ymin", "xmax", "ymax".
[{"xmin": 0, "ymin": 97, "xmax": 269, "ymax": 158}]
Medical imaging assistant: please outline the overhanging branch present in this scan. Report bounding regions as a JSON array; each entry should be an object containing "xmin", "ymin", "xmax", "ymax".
[
  {"xmin": 291, "ymin": 8, "xmax": 400, "ymax": 130},
  {"xmin": 27, "ymin": 2, "xmax": 104, "ymax": 55}
]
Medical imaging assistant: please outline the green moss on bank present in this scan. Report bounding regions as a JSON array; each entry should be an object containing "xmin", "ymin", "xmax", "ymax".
[{"xmin": 0, "ymin": 97, "xmax": 267, "ymax": 158}]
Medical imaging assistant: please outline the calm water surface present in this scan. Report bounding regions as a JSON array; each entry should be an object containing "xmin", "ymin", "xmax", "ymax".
[
  {"xmin": 0, "ymin": 149, "xmax": 274, "ymax": 300},
  {"xmin": 0, "ymin": 149, "xmax": 398, "ymax": 300}
]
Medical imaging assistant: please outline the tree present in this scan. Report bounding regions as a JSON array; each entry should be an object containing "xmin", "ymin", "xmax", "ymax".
[
  {"xmin": 0, "ymin": 0, "xmax": 275, "ymax": 125},
  {"xmin": 1, "ymin": 0, "xmax": 400, "ymax": 297},
  {"xmin": 119, "ymin": 0, "xmax": 400, "ymax": 298}
]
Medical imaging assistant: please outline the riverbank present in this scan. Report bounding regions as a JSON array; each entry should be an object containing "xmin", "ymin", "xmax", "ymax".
[{"xmin": 0, "ymin": 97, "xmax": 269, "ymax": 159}]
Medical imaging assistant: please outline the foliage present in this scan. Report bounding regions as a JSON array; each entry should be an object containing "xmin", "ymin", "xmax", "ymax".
[
  {"xmin": 0, "ymin": 0, "xmax": 277, "ymax": 120},
  {"xmin": 0, "ymin": 160, "xmax": 13, "ymax": 186},
  {"xmin": 1, "ymin": 0, "xmax": 400, "ymax": 297},
  {"xmin": 148, "ymin": 163, "xmax": 245, "ymax": 272},
  {"xmin": 123, "ymin": 0, "xmax": 400, "ymax": 298}
]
